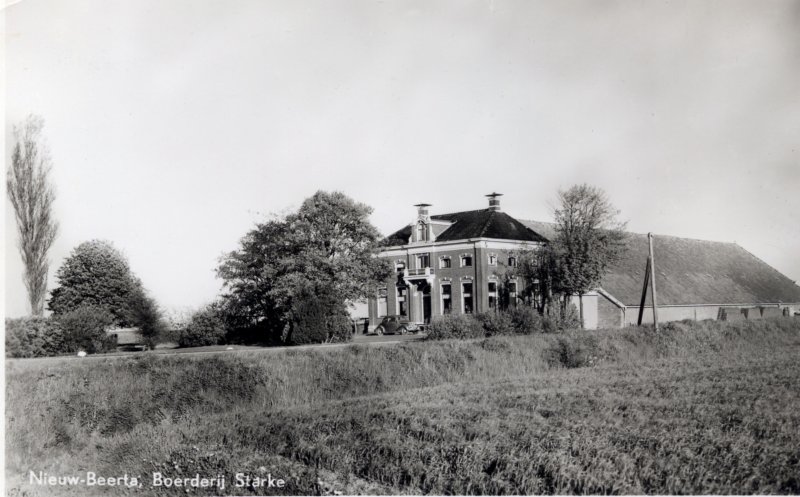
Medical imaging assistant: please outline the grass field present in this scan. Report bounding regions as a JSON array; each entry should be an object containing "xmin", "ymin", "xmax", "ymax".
[{"xmin": 6, "ymin": 318, "xmax": 800, "ymax": 495}]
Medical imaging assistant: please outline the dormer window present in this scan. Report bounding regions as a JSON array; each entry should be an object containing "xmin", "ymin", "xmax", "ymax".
[{"xmin": 416, "ymin": 222, "xmax": 428, "ymax": 242}]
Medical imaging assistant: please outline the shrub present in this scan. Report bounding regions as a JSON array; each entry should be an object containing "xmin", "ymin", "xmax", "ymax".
[
  {"xmin": 542, "ymin": 302, "xmax": 581, "ymax": 332},
  {"xmin": 179, "ymin": 305, "xmax": 227, "ymax": 347},
  {"xmin": 544, "ymin": 335, "xmax": 597, "ymax": 368},
  {"xmin": 225, "ymin": 321, "xmax": 283, "ymax": 346},
  {"xmin": 326, "ymin": 314, "xmax": 354, "ymax": 343},
  {"xmin": 427, "ymin": 313, "xmax": 484, "ymax": 340},
  {"xmin": 288, "ymin": 284, "xmax": 353, "ymax": 345},
  {"xmin": 5, "ymin": 317, "xmax": 66, "ymax": 358},
  {"xmin": 507, "ymin": 305, "xmax": 544, "ymax": 334},
  {"xmin": 58, "ymin": 305, "xmax": 117, "ymax": 354},
  {"xmin": 475, "ymin": 311, "xmax": 514, "ymax": 336},
  {"xmin": 429, "ymin": 308, "xmax": 547, "ymax": 340}
]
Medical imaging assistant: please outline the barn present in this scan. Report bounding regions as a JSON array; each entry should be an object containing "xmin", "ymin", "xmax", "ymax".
[{"xmin": 523, "ymin": 220, "xmax": 800, "ymax": 328}]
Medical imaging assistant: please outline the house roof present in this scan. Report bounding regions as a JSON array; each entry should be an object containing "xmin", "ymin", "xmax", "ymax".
[
  {"xmin": 383, "ymin": 225, "xmax": 413, "ymax": 246},
  {"xmin": 520, "ymin": 220, "xmax": 800, "ymax": 306},
  {"xmin": 383, "ymin": 209, "xmax": 548, "ymax": 246},
  {"xmin": 433, "ymin": 209, "xmax": 548, "ymax": 242}
]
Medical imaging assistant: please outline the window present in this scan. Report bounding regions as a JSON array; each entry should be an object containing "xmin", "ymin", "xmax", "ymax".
[
  {"xmin": 461, "ymin": 255, "xmax": 473, "ymax": 267},
  {"xmin": 488, "ymin": 282, "xmax": 498, "ymax": 310},
  {"xmin": 397, "ymin": 286, "xmax": 408, "ymax": 317},
  {"xmin": 462, "ymin": 282, "xmax": 473, "ymax": 314},
  {"xmin": 488, "ymin": 254, "xmax": 497, "ymax": 266},
  {"xmin": 395, "ymin": 261, "xmax": 406, "ymax": 283},
  {"xmin": 508, "ymin": 282, "xmax": 517, "ymax": 307},
  {"xmin": 440, "ymin": 257, "xmax": 451, "ymax": 269},
  {"xmin": 377, "ymin": 288, "xmax": 388, "ymax": 317},
  {"xmin": 441, "ymin": 284, "xmax": 452, "ymax": 314},
  {"xmin": 508, "ymin": 256, "xmax": 517, "ymax": 267},
  {"xmin": 416, "ymin": 222, "xmax": 428, "ymax": 242},
  {"xmin": 417, "ymin": 253, "xmax": 430, "ymax": 268}
]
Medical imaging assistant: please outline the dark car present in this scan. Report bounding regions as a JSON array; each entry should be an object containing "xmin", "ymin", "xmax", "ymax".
[{"xmin": 374, "ymin": 315, "xmax": 419, "ymax": 335}]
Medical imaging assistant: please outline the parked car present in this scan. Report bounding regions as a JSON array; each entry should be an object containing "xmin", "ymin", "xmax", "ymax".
[{"xmin": 374, "ymin": 315, "xmax": 419, "ymax": 335}]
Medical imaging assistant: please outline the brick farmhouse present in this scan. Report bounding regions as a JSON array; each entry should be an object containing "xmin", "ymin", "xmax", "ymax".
[{"xmin": 367, "ymin": 194, "xmax": 800, "ymax": 330}]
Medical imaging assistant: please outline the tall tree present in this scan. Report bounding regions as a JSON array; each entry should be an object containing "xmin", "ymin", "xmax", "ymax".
[
  {"xmin": 217, "ymin": 191, "xmax": 393, "ymax": 341},
  {"xmin": 7, "ymin": 115, "xmax": 59, "ymax": 316},
  {"xmin": 513, "ymin": 184, "xmax": 626, "ymax": 327},
  {"xmin": 551, "ymin": 184, "xmax": 627, "ymax": 326}
]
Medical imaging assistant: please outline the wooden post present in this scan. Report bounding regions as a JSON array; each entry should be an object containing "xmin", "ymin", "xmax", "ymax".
[
  {"xmin": 637, "ymin": 256, "xmax": 651, "ymax": 326},
  {"xmin": 648, "ymin": 233, "xmax": 659, "ymax": 331}
]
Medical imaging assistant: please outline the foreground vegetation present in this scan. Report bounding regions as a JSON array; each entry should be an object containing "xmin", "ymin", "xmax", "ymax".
[{"xmin": 7, "ymin": 318, "xmax": 800, "ymax": 495}]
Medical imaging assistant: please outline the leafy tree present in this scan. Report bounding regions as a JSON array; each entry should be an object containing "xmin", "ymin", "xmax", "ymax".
[
  {"xmin": 216, "ymin": 220, "xmax": 288, "ymax": 332},
  {"xmin": 48, "ymin": 240, "xmax": 138, "ymax": 323},
  {"xmin": 217, "ymin": 191, "xmax": 392, "ymax": 343},
  {"xmin": 552, "ymin": 185, "xmax": 626, "ymax": 325},
  {"xmin": 48, "ymin": 240, "xmax": 163, "ymax": 332},
  {"xmin": 161, "ymin": 306, "xmax": 194, "ymax": 344},
  {"xmin": 7, "ymin": 115, "xmax": 59, "ymax": 316},
  {"xmin": 179, "ymin": 304, "xmax": 227, "ymax": 347},
  {"xmin": 514, "ymin": 184, "xmax": 626, "ymax": 327}
]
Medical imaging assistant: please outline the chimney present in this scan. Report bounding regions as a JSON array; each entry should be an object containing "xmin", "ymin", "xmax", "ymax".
[
  {"xmin": 414, "ymin": 203, "xmax": 431, "ymax": 217},
  {"xmin": 486, "ymin": 192, "xmax": 503, "ymax": 211}
]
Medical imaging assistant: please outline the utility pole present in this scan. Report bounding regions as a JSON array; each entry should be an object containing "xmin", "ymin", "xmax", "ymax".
[
  {"xmin": 648, "ymin": 232, "xmax": 659, "ymax": 331},
  {"xmin": 637, "ymin": 256, "xmax": 651, "ymax": 326}
]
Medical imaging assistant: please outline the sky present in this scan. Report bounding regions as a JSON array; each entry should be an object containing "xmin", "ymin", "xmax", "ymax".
[{"xmin": 4, "ymin": 0, "xmax": 799, "ymax": 318}]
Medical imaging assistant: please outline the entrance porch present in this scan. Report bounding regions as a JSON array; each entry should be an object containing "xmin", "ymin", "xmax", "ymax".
[{"xmin": 402, "ymin": 268, "xmax": 435, "ymax": 325}]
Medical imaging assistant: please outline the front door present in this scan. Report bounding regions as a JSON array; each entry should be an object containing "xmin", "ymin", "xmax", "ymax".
[{"xmin": 422, "ymin": 284, "xmax": 432, "ymax": 323}]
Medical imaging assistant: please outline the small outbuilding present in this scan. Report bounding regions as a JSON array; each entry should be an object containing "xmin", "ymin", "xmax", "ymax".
[{"xmin": 106, "ymin": 327, "xmax": 148, "ymax": 351}]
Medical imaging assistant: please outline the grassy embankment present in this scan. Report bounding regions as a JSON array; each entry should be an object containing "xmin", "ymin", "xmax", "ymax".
[{"xmin": 6, "ymin": 318, "xmax": 800, "ymax": 495}]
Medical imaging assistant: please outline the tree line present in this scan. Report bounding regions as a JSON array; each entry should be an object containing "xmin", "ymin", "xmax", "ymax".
[{"xmin": 6, "ymin": 114, "xmax": 625, "ymax": 357}]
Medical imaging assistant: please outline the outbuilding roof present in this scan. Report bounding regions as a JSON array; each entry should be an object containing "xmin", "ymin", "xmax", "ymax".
[{"xmin": 520, "ymin": 220, "xmax": 800, "ymax": 306}]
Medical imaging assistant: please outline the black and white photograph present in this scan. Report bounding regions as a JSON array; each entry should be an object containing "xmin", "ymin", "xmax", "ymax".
[{"xmin": 4, "ymin": 0, "xmax": 800, "ymax": 495}]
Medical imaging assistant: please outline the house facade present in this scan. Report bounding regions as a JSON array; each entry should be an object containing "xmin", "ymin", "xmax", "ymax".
[
  {"xmin": 367, "ymin": 196, "xmax": 800, "ymax": 331},
  {"xmin": 367, "ymin": 194, "xmax": 546, "ymax": 330}
]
